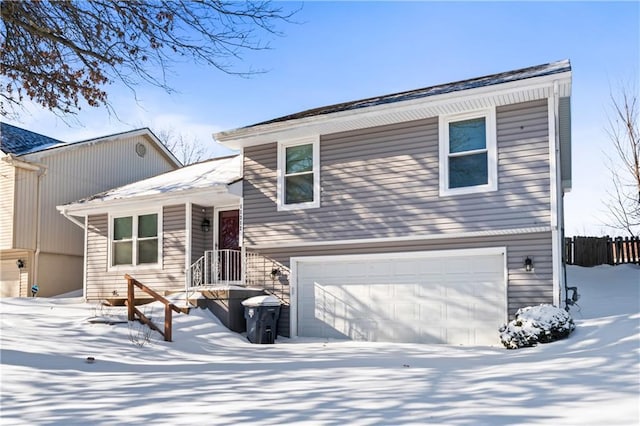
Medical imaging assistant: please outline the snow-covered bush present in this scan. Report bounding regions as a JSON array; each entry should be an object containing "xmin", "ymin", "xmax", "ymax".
[{"xmin": 499, "ymin": 304, "xmax": 575, "ymax": 349}]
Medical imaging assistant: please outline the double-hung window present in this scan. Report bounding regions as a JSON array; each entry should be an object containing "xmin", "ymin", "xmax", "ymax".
[
  {"xmin": 111, "ymin": 212, "xmax": 159, "ymax": 267},
  {"xmin": 439, "ymin": 108, "xmax": 497, "ymax": 196},
  {"xmin": 277, "ymin": 136, "xmax": 320, "ymax": 210}
]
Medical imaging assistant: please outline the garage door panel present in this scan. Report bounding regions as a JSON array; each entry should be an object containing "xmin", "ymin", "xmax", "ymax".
[
  {"xmin": 418, "ymin": 301, "xmax": 444, "ymax": 322},
  {"xmin": 297, "ymin": 251, "xmax": 506, "ymax": 345},
  {"xmin": 1, "ymin": 259, "xmax": 21, "ymax": 297}
]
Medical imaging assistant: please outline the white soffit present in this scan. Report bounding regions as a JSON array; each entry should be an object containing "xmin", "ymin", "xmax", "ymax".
[{"xmin": 217, "ymin": 72, "xmax": 572, "ymax": 149}]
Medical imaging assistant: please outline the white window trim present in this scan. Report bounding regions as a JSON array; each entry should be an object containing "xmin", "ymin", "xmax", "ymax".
[
  {"xmin": 439, "ymin": 108, "xmax": 497, "ymax": 196},
  {"xmin": 108, "ymin": 209, "xmax": 163, "ymax": 271},
  {"xmin": 277, "ymin": 135, "xmax": 320, "ymax": 211}
]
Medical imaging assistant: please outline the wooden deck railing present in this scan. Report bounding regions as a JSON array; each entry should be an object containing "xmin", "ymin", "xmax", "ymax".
[{"xmin": 125, "ymin": 274, "xmax": 189, "ymax": 342}]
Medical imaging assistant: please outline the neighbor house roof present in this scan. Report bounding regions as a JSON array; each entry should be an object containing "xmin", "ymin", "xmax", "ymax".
[
  {"xmin": 0, "ymin": 122, "xmax": 64, "ymax": 155},
  {"xmin": 58, "ymin": 155, "xmax": 242, "ymax": 215},
  {"xmin": 215, "ymin": 59, "xmax": 572, "ymax": 149},
  {"xmin": 1, "ymin": 123, "xmax": 181, "ymax": 167}
]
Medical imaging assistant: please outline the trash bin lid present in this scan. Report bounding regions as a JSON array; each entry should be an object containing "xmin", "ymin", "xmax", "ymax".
[{"xmin": 241, "ymin": 295, "xmax": 281, "ymax": 307}]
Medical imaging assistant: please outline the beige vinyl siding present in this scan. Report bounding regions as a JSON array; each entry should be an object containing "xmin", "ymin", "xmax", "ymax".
[
  {"xmin": 36, "ymin": 252, "xmax": 83, "ymax": 297},
  {"xmin": 252, "ymin": 231, "xmax": 553, "ymax": 318},
  {"xmin": 0, "ymin": 160, "xmax": 15, "ymax": 249},
  {"xmin": 243, "ymin": 99, "xmax": 550, "ymax": 246},
  {"xmin": 85, "ymin": 205, "xmax": 186, "ymax": 301},
  {"xmin": 0, "ymin": 250, "xmax": 31, "ymax": 297},
  {"xmin": 32, "ymin": 134, "xmax": 175, "ymax": 257},
  {"xmin": 12, "ymin": 167, "xmax": 38, "ymax": 250},
  {"xmin": 191, "ymin": 205, "xmax": 213, "ymax": 264}
]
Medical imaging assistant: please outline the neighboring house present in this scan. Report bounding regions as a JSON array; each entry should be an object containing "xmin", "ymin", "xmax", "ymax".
[
  {"xmin": 56, "ymin": 155, "xmax": 242, "ymax": 301},
  {"xmin": 214, "ymin": 60, "xmax": 573, "ymax": 345},
  {"xmin": 0, "ymin": 124, "xmax": 180, "ymax": 297}
]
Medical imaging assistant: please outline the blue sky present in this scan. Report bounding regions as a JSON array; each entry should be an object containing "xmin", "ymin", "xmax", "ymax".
[{"xmin": 5, "ymin": 1, "xmax": 639, "ymax": 236}]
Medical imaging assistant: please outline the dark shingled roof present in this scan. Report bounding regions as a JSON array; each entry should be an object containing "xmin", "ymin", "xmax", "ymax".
[
  {"xmin": 0, "ymin": 122, "xmax": 63, "ymax": 155},
  {"xmin": 248, "ymin": 60, "xmax": 571, "ymax": 128}
]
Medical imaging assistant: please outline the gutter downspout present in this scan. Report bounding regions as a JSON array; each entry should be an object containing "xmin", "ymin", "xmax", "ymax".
[
  {"xmin": 550, "ymin": 81, "xmax": 565, "ymax": 307},
  {"xmin": 34, "ymin": 165, "xmax": 47, "ymax": 289},
  {"xmin": 3, "ymin": 155, "xmax": 49, "ymax": 293}
]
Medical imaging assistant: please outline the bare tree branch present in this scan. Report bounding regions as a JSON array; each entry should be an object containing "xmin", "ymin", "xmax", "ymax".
[
  {"xmin": 0, "ymin": 0, "xmax": 298, "ymax": 117},
  {"xmin": 603, "ymin": 84, "xmax": 640, "ymax": 236},
  {"xmin": 154, "ymin": 127, "xmax": 211, "ymax": 165}
]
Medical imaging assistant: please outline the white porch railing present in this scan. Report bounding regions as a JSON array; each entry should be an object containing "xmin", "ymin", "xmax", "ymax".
[{"xmin": 187, "ymin": 249, "xmax": 261, "ymax": 290}]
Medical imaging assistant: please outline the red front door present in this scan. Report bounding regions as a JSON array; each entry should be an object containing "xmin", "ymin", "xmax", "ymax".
[{"xmin": 218, "ymin": 209, "xmax": 240, "ymax": 281}]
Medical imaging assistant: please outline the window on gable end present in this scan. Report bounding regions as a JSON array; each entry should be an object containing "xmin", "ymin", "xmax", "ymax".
[
  {"xmin": 277, "ymin": 136, "xmax": 320, "ymax": 211},
  {"xmin": 439, "ymin": 108, "xmax": 497, "ymax": 196}
]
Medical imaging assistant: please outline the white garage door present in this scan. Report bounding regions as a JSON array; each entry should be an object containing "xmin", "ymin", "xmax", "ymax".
[
  {"xmin": 1, "ymin": 259, "xmax": 21, "ymax": 297},
  {"xmin": 294, "ymin": 249, "xmax": 506, "ymax": 346}
]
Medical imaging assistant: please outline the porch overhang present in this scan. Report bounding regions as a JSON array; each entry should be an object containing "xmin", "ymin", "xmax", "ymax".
[{"xmin": 57, "ymin": 181, "xmax": 241, "ymax": 217}]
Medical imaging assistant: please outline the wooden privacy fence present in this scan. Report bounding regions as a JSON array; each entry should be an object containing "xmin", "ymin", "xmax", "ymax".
[
  {"xmin": 565, "ymin": 236, "xmax": 640, "ymax": 267},
  {"xmin": 125, "ymin": 274, "xmax": 189, "ymax": 342}
]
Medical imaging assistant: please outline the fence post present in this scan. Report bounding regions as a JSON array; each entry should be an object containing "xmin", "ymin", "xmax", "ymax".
[
  {"xmin": 127, "ymin": 276, "xmax": 135, "ymax": 321},
  {"xmin": 164, "ymin": 304, "xmax": 173, "ymax": 342}
]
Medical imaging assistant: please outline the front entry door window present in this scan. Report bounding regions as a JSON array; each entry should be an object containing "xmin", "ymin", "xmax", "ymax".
[{"xmin": 218, "ymin": 209, "xmax": 240, "ymax": 281}]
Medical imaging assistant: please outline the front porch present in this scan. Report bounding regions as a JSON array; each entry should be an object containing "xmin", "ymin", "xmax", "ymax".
[
  {"xmin": 185, "ymin": 247, "xmax": 290, "ymax": 337},
  {"xmin": 186, "ymin": 248, "xmax": 290, "ymax": 305}
]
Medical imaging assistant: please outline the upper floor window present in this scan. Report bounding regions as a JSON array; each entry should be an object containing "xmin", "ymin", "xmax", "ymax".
[
  {"xmin": 439, "ymin": 108, "xmax": 497, "ymax": 196},
  {"xmin": 277, "ymin": 136, "xmax": 320, "ymax": 211},
  {"xmin": 111, "ymin": 212, "xmax": 160, "ymax": 267}
]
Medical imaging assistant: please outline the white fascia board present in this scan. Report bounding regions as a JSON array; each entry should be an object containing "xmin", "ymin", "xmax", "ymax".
[
  {"xmin": 216, "ymin": 71, "xmax": 572, "ymax": 149},
  {"xmin": 57, "ymin": 185, "xmax": 235, "ymax": 216},
  {"xmin": 291, "ymin": 246, "xmax": 507, "ymax": 264},
  {"xmin": 1, "ymin": 154, "xmax": 48, "ymax": 171},
  {"xmin": 246, "ymin": 226, "xmax": 552, "ymax": 250},
  {"xmin": 24, "ymin": 129, "xmax": 181, "ymax": 167}
]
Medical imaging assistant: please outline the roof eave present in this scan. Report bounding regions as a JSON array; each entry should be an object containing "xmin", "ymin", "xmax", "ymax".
[
  {"xmin": 58, "ymin": 184, "xmax": 236, "ymax": 216},
  {"xmin": 23, "ymin": 128, "xmax": 182, "ymax": 168},
  {"xmin": 216, "ymin": 70, "xmax": 572, "ymax": 150}
]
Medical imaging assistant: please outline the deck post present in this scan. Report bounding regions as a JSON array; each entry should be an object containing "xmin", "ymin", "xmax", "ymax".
[
  {"xmin": 164, "ymin": 304, "xmax": 172, "ymax": 342},
  {"xmin": 127, "ymin": 276, "xmax": 134, "ymax": 321}
]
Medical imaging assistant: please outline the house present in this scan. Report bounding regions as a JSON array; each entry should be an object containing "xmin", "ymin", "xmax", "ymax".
[
  {"xmin": 213, "ymin": 60, "xmax": 573, "ymax": 345},
  {"xmin": 0, "ymin": 124, "xmax": 180, "ymax": 297},
  {"xmin": 56, "ymin": 155, "xmax": 245, "ymax": 302}
]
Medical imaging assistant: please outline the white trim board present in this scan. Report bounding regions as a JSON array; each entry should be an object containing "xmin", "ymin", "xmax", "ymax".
[
  {"xmin": 216, "ymin": 71, "xmax": 572, "ymax": 148},
  {"xmin": 246, "ymin": 226, "xmax": 552, "ymax": 250}
]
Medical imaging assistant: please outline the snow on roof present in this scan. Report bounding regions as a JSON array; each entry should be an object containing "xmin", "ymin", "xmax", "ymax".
[
  {"xmin": 69, "ymin": 155, "xmax": 241, "ymax": 206},
  {"xmin": 0, "ymin": 122, "xmax": 65, "ymax": 155},
  {"xmin": 1, "ymin": 123, "xmax": 181, "ymax": 167},
  {"xmin": 244, "ymin": 60, "xmax": 572, "ymax": 128}
]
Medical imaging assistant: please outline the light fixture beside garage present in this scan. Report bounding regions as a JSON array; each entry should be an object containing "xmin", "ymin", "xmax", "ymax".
[
  {"xmin": 270, "ymin": 268, "xmax": 281, "ymax": 281},
  {"xmin": 524, "ymin": 257, "xmax": 534, "ymax": 272},
  {"xmin": 16, "ymin": 259, "xmax": 24, "ymax": 269}
]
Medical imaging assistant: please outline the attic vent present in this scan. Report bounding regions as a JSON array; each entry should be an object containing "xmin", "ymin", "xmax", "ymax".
[{"xmin": 135, "ymin": 142, "xmax": 147, "ymax": 158}]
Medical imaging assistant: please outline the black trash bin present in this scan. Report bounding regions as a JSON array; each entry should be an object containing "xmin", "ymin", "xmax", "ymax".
[{"xmin": 242, "ymin": 295, "xmax": 281, "ymax": 344}]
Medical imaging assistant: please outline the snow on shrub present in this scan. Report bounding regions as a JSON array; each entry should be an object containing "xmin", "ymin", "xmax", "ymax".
[{"xmin": 499, "ymin": 304, "xmax": 575, "ymax": 349}]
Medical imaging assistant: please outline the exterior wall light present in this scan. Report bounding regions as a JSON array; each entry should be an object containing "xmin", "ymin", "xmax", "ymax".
[
  {"xmin": 270, "ymin": 268, "xmax": 281, "ymax": 280},
  {"xmin": 524, "ymin": 257, "xmax": 533, "ymax": 272},
  {"xmin": 201, "ymin": 218, "xmax": 210, "ymax": 233},
  {"xmin": 16, "ymin": 259, "xmax": 24, "ymax": 269}
]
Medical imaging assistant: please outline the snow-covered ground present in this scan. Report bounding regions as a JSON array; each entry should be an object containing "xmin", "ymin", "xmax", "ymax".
[{"xmin": 1, "ymin": 265, "xmax": 638, "ymax": 425}]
